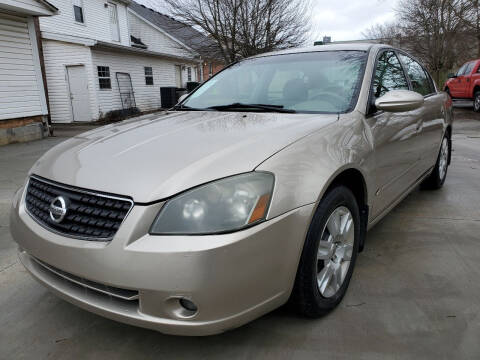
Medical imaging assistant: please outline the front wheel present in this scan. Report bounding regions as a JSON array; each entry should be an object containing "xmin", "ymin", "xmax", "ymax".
[
  {"xmin": 291, "ymin": 186, "xmax": 360, "ymax": 317},
  {"xmin": 421, "ymin": 136, "xmax": 450, "ymax": 189},
  {"xmin": 474, "ymin": 91, "xmax": 480, "ymax": 112}
]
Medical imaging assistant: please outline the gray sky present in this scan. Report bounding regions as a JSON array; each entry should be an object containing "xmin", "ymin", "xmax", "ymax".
[{"xmin": 134, "ymin": 0, "xmax": 399, "ymax": 43}]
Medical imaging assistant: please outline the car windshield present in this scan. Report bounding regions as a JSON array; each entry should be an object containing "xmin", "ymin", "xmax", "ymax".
[{"xmin": 182, "ymin": 51, "xmax": 368, "ymax": 114}]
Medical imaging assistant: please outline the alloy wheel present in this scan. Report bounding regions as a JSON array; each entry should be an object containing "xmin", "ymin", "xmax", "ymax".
[
  {"xmin": 438, "ymin": 137, "xmax": 449, "ymax": 181},
  {"xmin": 316, "ymin": 206, "xmax": 354, "ymax": 298}
]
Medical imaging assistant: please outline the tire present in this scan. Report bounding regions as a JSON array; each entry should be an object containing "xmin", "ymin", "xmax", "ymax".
[
  {"xmin": 474, "ymin": 91, "xmax": 480, "ymax": 112},
  {"xmin": 291, "ymin": 186, "xmax": 361, "ymax": 317},
  {"xmin": 421, "ymin": 135, "xmax": 450, "ymax": 190}
]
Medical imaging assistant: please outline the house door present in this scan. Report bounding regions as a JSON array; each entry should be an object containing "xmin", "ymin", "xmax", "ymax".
[
  {"xmin": 108, "ymin": 2, "xmax": 120, "ymax": 42},
  {"xmin": 66, "ymin": 65, "xmax": 91, "ymax": 122}
]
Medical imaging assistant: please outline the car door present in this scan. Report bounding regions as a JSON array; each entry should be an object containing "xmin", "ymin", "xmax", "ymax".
[
  {"xmin": 398, "ymin": 53, "xmax": 445, "ymax": 174},
  {"xmin": 469, "ymin": 61, "xmax": 480, "ymax": 98},
  {"xmin": 449, "ymin": 63, "xmax": 467, "ymax": 98},
  {"xmin": 460, "ymin": 61, "xmax": 476, "ymax": 98},
  {"xmin": 366, "ymin": 50, "xmax": 424, "ymax": 219}
]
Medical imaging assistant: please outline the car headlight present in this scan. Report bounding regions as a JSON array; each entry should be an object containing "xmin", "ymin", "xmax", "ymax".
[{"xmin": 150, "ymin": 172, "xmax": 274, "ymax": 235}]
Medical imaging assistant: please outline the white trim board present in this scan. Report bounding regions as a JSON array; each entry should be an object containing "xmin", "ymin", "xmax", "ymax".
[{"xmin": 27, "ymin": 15, "xmax": 48, "ymax": 114}]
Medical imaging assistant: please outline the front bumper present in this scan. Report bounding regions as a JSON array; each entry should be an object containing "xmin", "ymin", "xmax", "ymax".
[{"xmin": 10, "ymin": 186, "xmax": 314, "ymax": 336}]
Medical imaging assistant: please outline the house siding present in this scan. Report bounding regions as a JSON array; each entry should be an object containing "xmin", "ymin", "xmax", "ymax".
[
  {"xmin": 0, "ymin": 11, "xmax": 45, "ymax": 120},
  {"xmin": 0, "ymin": 0, "xmax": 54, "ymax": 15},
  {"xmin": 40, "ymin": 0, "xmax": 130, "ymax": 46},
  {"xmin": 128, "ymin": 11, "xmax": 193, "ymax": 60},
  {"xmin": 42, "ymin": 39, "xmax": 99, "ymax": 123},
  {"xmin": 91, "ymin": 49, "xmax": 196, "ymax": 114}
]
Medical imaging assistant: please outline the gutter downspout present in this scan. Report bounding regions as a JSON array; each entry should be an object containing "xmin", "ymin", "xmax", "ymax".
[{"xmin": 34, "ymin": 17, "xmax": 52, "ymax": 136}]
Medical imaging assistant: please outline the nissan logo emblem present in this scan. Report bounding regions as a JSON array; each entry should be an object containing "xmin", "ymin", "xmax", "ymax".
[{"xmin": 49, "ymin": 196, "xmax": 68, "ymax": 223}]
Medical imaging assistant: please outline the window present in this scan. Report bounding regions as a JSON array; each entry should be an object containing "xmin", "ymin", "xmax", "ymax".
[
  {"xmin": 464, "ymin": 61, "xmax": 475, "ymax": 76},
  {"xmin": 187, "ymin": 67, "xmax": 192, "ymax": 81},
  {"xmin": 267, "ymin": 69, "xmax": 304, "ymax": 101},
  {"xmin": 373, "ymin": 51, "xmax": 409, "ymax": 98},
  {"xmin": 73, "ymin": 0, "xmax": 84, "ymax": 23},
  {"xmin": 108, "ymin": 2, "xmax": 120, "ymax": 42},
  {"xmin": 97, "ymin": 66, "xmax": 111, "ymax": 89},
  {"xmin": 456, "ymin": 63, "xmax": 468, "ymax": 76},
  {"xmin": 183, "ymin": 51, "xmax": 367, "ymax": 114},
  {"xmin": 209, "ymin": 63, "xmax": 213, "ymax": 76},
  {"xmin": 145, "ymin": 67, "xmax": 154, "ymax": 85},
  {"xmin": 398, "ymin": 53, "xmax": 434, "ymax": 96}
]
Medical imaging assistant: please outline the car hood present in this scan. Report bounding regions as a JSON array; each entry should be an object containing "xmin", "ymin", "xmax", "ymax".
[{"xmin": 31, "ymin": 111, "xmax": 337, "ymax": 202}]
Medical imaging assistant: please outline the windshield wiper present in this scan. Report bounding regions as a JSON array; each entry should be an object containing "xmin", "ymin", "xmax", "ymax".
[{"xmin": 207, "ymin": 103, "xmax": 296, "ymax": 113}]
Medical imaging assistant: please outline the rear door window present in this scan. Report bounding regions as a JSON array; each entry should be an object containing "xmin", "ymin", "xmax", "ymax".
[{"xmin": 398, "ymin": 53, "xmax": 434, "ymax": 96}]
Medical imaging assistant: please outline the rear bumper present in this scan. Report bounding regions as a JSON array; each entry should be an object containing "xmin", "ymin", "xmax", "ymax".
[{"xmin": 11, "ymin": 186, "xmax": 314, "ymax": 336}]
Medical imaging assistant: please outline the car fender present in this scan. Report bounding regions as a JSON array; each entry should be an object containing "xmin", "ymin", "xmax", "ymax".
[{"xmin": 256, "ymin": 112, "xmax": 374, "ymax": 221}]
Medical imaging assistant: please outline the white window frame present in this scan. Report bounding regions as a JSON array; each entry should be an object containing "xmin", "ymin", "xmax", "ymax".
[
  {"xmin": 108, "ymin": 2, "xmax": 121, "ymax": 42},
  {"xmin": 144, "ymin": 67, "xmax": 154, "ymax": 86},
  {"xmin": 187, "ymin": 67, "xmax": 192, "ymax": 82},
  {"xmin": 73, "ymin": 0, "xmax": 86, "ymax": 25},
  {"xmin": 97, "ymin": 66, "xmax": 112, "ymax": 90}
]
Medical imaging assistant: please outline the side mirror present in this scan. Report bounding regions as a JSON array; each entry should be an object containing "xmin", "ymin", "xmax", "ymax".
[
  {"xmin": 447, "ymin": 73, "xmax": 457, "ymax": 79},
  {"xmin": 375, "ymin": 90, "xmax": 424, "ymax": 113},
  {"xmin": 177, "ymin": 93, "xmax": 188, "ymax": 104}
]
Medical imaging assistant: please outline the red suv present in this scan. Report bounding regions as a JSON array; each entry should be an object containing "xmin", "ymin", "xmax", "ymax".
[{"xmin": 444, "ymin": 59, "xmax": 480, "ymax": 112}]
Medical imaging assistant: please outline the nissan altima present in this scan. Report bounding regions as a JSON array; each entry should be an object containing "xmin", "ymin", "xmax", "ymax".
[{"xmin": 10, "ymin": 43, "xmax": 453, "ymax": 336}]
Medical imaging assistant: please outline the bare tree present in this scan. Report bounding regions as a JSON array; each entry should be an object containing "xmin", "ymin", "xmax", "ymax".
[
  {"xmin": 451, "ymin": 0, "xmax": 480, "ymax": 56},
  {"xmin": 394, "ymin": 0, "xmax": 466, "ymax": 84},
  {"xmin": 362, "ymin": 0, "xmax": 480, "ymax": 84},
  {"xmin": 362, "ymin": 22, "xmax": 403, "ymax": 46},
  {"xmin": 164, "ymin": 0, "xmax": 311, "ymax": 63}
]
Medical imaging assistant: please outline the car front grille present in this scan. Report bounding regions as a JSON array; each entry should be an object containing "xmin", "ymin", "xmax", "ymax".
[{"xmin": 25, "ymin": 176, "xmax": 133, "ymax": 241}]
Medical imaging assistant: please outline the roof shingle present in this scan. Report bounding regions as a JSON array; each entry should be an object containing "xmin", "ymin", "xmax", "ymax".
[{"xmin": 129, "ymin": 2, "xmax": 223, "ymax": 61}]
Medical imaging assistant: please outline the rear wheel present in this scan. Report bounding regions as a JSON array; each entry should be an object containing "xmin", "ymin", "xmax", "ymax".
[
  {"xmin": 421, "ymin": 135, "xmax": 450, "ymax": 189},
  {"xmin": 474, "ymin": 91, "xmax": 480, "ymax": 112},
  {"xmin": 291, "ymin": 186, "xmax": 360, "ymax": 317}
]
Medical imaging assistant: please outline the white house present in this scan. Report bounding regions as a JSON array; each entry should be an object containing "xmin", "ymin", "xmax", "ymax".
[
  {"xmin": 39, "ymin": 0, "xmax": 202, "ymax": 123},
  {"xmin": 0, "ymin": 0, "xmax": 57, "ymax": 145}
]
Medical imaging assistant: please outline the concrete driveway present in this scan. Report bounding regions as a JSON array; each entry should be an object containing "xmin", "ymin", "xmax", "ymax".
[{"xmin": 1, "ymin": 110, "xmax": 479, "ymax": 359}]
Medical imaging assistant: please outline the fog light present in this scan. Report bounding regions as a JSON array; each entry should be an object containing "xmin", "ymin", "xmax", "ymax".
[{"xmin": 179, "ymin": 298, "xmax": 198, "ymax": 312}]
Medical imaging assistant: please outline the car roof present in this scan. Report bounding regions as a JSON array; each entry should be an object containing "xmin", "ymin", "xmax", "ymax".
[{"xmin": 250, "ymin": 43, "xmax": 391, "ymax": 59}]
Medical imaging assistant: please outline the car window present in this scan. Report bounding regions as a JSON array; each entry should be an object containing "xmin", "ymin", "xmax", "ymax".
[
  {"xmin": 457, "ymin": 63, "xmax": 468, "ymax": 76},
  {"xmin": 424, "ymin": 71, "xmax": 436, "ymax": 94},
  {"xmin": 184, "ymin": 51, "xmax": 368, "ymax": 114},
  {"xmin": 373, "ymin": 51, "xmax": 409, "ymax": 98},
  {"xmin": 464, "ymin": 61, "xmax": 475, "ymax": 75},
  {"xmin": 398, "ymin": 53, "xmax": 433, "ymax": 96},
  {"xmin": 267, "ymin": 69, "xmax": 305, "ymax": 101}
]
